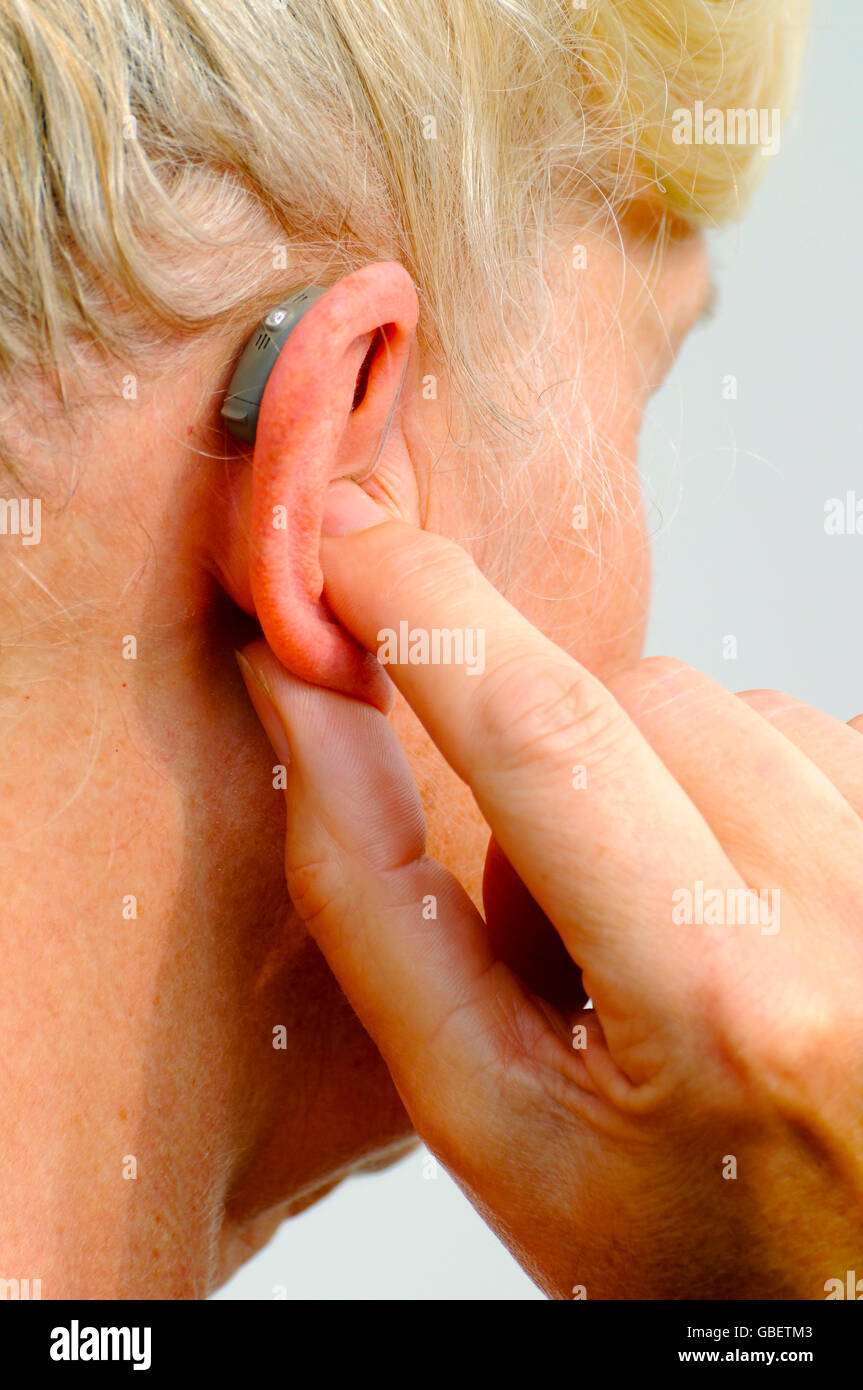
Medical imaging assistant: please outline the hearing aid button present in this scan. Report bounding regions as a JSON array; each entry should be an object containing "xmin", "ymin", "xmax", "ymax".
[
  {"xmin": 221, "ymin": 398, "xmax": 250, "ymax": 426},
  {"xmin": 264, "ymin": 309, "xmax": 288, "ymax": 329}
]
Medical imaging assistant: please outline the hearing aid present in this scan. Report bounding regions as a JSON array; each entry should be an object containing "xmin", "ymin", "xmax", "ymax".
[{"xmin": 220, "ymin": 286, "xmax": 328, "ymax": 444}]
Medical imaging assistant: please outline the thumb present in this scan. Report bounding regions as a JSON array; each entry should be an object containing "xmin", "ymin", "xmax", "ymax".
[{"xmin": 234, "ymin": 638, "xmax": 537, "ymax": 1115}]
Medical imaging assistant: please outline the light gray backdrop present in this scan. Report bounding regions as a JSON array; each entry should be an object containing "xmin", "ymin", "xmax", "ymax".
[{"xmin": 215, "ymin": 0, "xmax": 859, "ymax": 1299}]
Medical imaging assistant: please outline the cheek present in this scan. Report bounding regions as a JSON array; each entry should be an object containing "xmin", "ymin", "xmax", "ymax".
[
  {"xmin": 516, "ymin": 486, "xmax": 650, "ymax": 680},
  {"xmin": 494, "ymin": 431, "xmax": 650, "ymax": 682}
]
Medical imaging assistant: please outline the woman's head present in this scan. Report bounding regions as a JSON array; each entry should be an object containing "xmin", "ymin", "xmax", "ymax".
[
  {"xmin": 0, "ymin": 0, "xmax": 806, "ymax": 471},
  {"xmin": 0, "ymin": 0, "xmax": 806, "ymax": 1292}
]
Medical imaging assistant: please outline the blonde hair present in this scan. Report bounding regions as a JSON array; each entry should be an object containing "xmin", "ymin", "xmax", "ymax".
[{"xmin": 0, "ymin": 0, "xmax": 809, "ymax": 474}]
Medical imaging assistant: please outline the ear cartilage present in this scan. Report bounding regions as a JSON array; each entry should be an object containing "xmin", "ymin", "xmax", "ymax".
[{"xmin": 220, "ymin": 286, "xmax": 327, "ymax": 444}]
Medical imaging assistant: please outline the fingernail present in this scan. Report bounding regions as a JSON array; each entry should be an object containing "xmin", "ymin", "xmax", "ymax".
[
  {"xmin": 235, "ymin": 649, "xmax": 291, "ymax": 765},
  {"xmin": 321, "ymin": 479, "xmax": 389, "ymax": 536}
]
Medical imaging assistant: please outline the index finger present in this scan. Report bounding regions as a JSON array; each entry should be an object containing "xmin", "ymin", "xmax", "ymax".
[{"xmin": 319, "ymin": 516, "xmax": 744, "ymax": 1035}]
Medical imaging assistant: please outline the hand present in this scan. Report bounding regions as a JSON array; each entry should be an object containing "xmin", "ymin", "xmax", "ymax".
[{"xmin": 238, "ymin": 508, "xmax": 863, "ymax": 1300}]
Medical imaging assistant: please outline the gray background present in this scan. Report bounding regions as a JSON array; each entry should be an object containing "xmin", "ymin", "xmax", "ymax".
[{"xmin": 215, "ymin": 0, "xmax": 859, "ymax": 1299}]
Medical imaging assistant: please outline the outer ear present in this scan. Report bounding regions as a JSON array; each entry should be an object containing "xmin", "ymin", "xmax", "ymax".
[{"xmin": 240, "ymin": 262, "xmax": 419, "ymax": 711}]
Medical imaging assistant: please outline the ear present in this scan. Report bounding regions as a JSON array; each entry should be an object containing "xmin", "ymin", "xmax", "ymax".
[{"xmin": 213, "ymin": 262, "xmax": 420, "ymax": 711}]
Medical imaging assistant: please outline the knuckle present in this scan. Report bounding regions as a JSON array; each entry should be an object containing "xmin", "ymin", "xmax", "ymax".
[
  {"xmin": 473, "ymin": 652, "xmax": 630, "ymax": 777},
  {"xmin": 736, "ymin": 688, "xmax": 798, "ymax": 719},
  {"xmin": 703, "ymin": 978, "xmax": 862, "ymax": 1123},
  {"xmin": 634, "ymin": 654, "xmax": 692, "ymax": 685},
  {"xmin": 606, "ymin": 654, "xmax": 695, "ymax": 714}
]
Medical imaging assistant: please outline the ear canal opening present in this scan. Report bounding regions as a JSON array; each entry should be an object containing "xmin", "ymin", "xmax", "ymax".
[{"xmin": 351, "ymin": 327, "xmax": 383, "ymax": 411}]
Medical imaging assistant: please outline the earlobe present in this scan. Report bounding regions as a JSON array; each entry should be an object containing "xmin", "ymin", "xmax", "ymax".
[{"xmin": 236, "ymin": 262, "xmax": 419, "ymax": 712}]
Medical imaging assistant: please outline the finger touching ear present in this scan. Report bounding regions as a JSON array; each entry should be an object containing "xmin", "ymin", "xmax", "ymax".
[{"xmin": 216, "ymin": 261, "xmax": 420, "ymax": 712}]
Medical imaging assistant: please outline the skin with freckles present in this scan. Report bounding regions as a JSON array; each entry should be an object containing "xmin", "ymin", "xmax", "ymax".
[{"xmin": 0, "ymin": 200, "xmax": 711, "ymax": 1295}]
